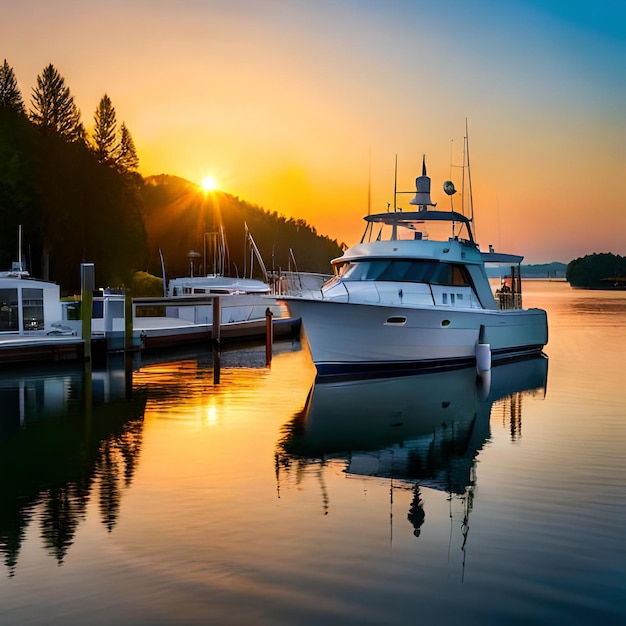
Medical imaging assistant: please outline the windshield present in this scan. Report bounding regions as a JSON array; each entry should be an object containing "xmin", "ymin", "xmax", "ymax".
[{"xmin": 336, "ymin": 259, "xmax": 471, "ymax": 286}]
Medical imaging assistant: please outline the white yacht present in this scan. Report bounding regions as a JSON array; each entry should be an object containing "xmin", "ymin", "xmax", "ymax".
[{"xmin": 281, "ymin": 157, "xmax": 548, "ymax": 378}]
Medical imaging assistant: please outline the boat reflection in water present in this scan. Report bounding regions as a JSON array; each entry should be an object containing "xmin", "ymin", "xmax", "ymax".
[
  {"xmin": 0, "ymin": 358, "xmax": 146, "ymax": 577},
  {"xmin": 277, "ymin": 356, "xmax": 548, "ymax": 538}
]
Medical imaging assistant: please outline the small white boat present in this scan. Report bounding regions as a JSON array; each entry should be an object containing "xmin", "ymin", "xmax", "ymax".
[
  {"xmin": 0, "ymin": 264, "xmax": 64, "ymax": 334},
  {"xmin": 167, "ymin": 275, "xmax": 272, "ymax": 296},
  {"xmin": 0, "ymin": 263, "xmax": 84, "ymax": 364},
  {"xmin": 128, "ymin": 225, "xmax": 299, "ymax": 348},
  {"xmin": 281, "ymin": 154, "xmax": 548, "ymax": 378}
]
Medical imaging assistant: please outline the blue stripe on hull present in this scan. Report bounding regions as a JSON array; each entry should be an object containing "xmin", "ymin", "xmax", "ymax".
[{"xmin": 314, "ymin": 344, "xmax": 545, "ymax": 382}]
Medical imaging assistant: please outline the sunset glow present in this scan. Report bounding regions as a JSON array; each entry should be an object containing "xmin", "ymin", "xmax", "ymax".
[
  {"xmin": 201, "ymin": 176, "xmax": 218, "ymax": 192},
  {"xmin": 3, "ymin": 2, "xmax": 625, "ymax": 263}
]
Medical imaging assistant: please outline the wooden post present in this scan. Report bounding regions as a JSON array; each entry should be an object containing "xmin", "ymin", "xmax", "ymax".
[
  {"xmin": 124, "ymin": 289, "xmax": 133, "ymax": 352},
  {"xmin": 124, "ymin": 290, "xmax": 134, "ymax": 398},
  {"xmin": 80, "ymin": 263, "xmax": 94, "ymax": 364},
  {"xmin": 265, "ymin": 307, "xmax": 274, "ymax": 365},
  {"xmin": 212, "ymin": 296, "xmax": 221, "ymax": 384},
  {"xmin": 212, "ymin": 296, "xmax": 221, "ymax": 345}
]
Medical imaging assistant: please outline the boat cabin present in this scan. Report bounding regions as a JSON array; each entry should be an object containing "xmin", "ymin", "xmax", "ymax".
[{"xmin": 0, "ymin": 273, "xmax": 63, "ymax": 334}]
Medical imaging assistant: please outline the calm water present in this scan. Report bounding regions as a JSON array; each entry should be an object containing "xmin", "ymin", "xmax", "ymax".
[{"xmin": 0, "ymin": 281, "xmax": 624, "ymax": 625}]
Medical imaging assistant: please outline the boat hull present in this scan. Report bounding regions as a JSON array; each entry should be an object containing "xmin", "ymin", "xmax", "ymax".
[{"xmin": 282, "ymin": 298, "xmax": 547, "ymax": 378}]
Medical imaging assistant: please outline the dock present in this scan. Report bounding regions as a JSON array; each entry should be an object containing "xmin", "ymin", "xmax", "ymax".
[
  {"xmin": 0, "ymin": 335, "xmax": 84, "ymax": 365},
  {"xmin": 0, "ymin": 293, "xmax": 300, "ymax": 367}
]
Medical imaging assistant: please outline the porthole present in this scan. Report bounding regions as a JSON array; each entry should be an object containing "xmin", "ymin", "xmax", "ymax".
[
  {"xmin": 385, "ymin": 316, "xmax": 407, "ymax": 326},
  {"xmin": 441, "ymin": 319, "xmax": 451, "ymax": 327}
]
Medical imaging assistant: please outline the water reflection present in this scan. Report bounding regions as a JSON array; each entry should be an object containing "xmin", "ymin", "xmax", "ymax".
[
  {"xmin": 0, "ymin": 341, "xmax": 301, "ymax": 579},
  {"xmin": 0, "ymin": 359, "xmax": 146, "ymax": 577},
  {"xmin": 277, "ymin": 356, "xmax": 548, "ymax": 537}
]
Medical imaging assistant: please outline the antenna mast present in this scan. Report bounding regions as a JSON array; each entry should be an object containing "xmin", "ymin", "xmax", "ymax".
[
  {"xmin": 18, "ymin": 225, "xmax": 23, "ymax": 271},
  {"xmin": 465, "ymin": 118, "xmax": 475, "ymax": 223},
  {"xmin": 367, "ymin": 148, "xmax": 371, "ymax": 216},
  {"xmin": 393, "ymin": 154, "xmax": 398, "ymax": 212}
]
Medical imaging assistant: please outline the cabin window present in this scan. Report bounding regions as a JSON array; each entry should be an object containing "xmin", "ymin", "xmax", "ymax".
[
  {"xmin": 92, "ymin": 299, "xmax": 104, "ymax": 319},
  {"xmin": 336, "ymin": 259, "xmax": 471, "ymax": 286},
  {"xmin": 430, "ymin": 263, "xmax": 471, "ymax": 286},
  {"xmin": 22, "ymin": 287, "xmax": 44, "ymax": 330},
  {"xmin": 0, "ymin": 288, "xmax": 18, "ymax": 331},
  {"xmin": 451, "ymin": 265, "xmax": 470, "ymax": 286}
]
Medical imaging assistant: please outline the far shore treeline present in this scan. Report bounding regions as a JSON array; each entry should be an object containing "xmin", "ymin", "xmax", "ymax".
[
  {"xmin": 566, "ymin": 253, "xmax": 626, "ymax": 289},
  {"xmin": 0, "ymin": 60, "xmax": 343, "ymax": 293}
]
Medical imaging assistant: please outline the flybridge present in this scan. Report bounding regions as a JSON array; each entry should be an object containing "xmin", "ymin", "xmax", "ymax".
[
  {"xmin": 363, "ymin": 210, "xmax": 476, "ymax": 244},
  {"xmin": 365, "ymin": 210, "xmax": 471, "ymax": 226},
  {"xmin": 362, "ymin": 154, "xmax": 476, "ymax": 244}
]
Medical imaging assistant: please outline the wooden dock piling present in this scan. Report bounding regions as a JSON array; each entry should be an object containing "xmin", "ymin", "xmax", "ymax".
[
  {"xmin": 212, "ymin": 296, "xmax": 221, "ymax": 383},
  {"xmin": 80, "ymin": 263, "xmax": 95, "ymax": 364},
  {"xmin": 265, "ymin": 307, "xmax": 273, "ymax": 365}
]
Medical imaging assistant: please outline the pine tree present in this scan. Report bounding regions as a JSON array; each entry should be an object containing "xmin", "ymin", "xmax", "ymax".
[
  {"xmin": 30, "ymin": 64, "xmax": 82, "ymax": 140},
  {"xmin": 93, "ymin": 94, "xmax": 117, "ymax": 163},
  {"xmin": 116, "ymin": 122, "xmax": 139, "ymax": 171},
  {"xmin": 0, "ymin": 59, "xmax": 25, "ymax": 114}
]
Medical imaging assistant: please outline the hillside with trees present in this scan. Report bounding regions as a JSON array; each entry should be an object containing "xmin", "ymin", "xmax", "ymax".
[
  {"xmin": 566, "ymin": 253, "xmax": 626, "ymax": 289},
  {"xmin": 141, "ymin": 175, "xmax": 343, "ymax": 282},
  {"xmin": 0, "ymin": 60, "xmax": 343, "ymax": 293}
]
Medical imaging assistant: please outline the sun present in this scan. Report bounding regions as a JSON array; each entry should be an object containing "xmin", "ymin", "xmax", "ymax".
[{"xmin": 201, "ymin": 176, "xmax": 218, "ymax": 192}]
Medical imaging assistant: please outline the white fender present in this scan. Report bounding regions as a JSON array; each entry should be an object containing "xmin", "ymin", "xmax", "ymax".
[{"xmin": 476, "ymin": 342, "xmax": 491, "ymax": 374}]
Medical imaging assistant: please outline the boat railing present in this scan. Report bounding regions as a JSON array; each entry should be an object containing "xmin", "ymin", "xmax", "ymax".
[
  {"xmin": 496, "ymin": 292, "xmax": 523, "ymax": 310},
  {"xmin": 494, "ymin": 267, "xmax": 523, "ymax": 310},
  {"xmin": 322, "ymin": 280, "xmax": 384, "ymax": 304},
  {"xmin": 273, "ymin": 271, "xmax": 330, "ymax": 299}
]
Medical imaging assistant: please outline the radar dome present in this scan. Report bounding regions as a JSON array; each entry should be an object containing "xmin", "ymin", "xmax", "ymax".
[{"xmin": 443, "ymin": 181, "xmax": 457, "ymax": 196}]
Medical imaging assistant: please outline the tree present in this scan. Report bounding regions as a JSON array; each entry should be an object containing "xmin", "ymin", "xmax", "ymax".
[
  {"xmin": 0, "ymin": 107, "xmax": 42, "ymax": 273},
  {"xmin": 30, "ymin": 64, "xmax": 82, "ymax": 141},
  {"xmin": 116, "ymin": 122, "xmax": 139, "ymax": 172},
  {"xmin": 93, "ymin": 94, "xmax": 117, "ymax": 163},
  {"xmin": 0, "ymin": 59, "xmax": 25, "ymax": 114},
  {"xmin": 567, "ymin": 253, "xmax": 626, "ymax": 288}
]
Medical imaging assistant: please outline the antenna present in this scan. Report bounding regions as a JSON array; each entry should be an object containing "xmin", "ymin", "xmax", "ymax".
[
  {"xmin": 461, "ymin": 137, "xmax": 466, "ymax": 217},
  {"xmin": 449, "ymin": 139, "xmax": 454, "ymax": 180},
  {"xmin": 393, "ymin": 154, "xmax": 398, "ymax": 212},
  {"xmin": 367, "ymin": 148, "xmax": 371, "ymax": 216},
  {"xmin": 17, "ymin": 225, "xmax": 23, "ymax": 271},
  {"xmin": 465, "ymin": 118, "xmax": 475, "ymax": 224}
]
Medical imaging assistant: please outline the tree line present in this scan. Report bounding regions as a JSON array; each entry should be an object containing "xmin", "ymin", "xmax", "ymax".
[
  {"xmin": 0, "ymin": 60, "xmax": 145, "ymax": 290},
  {"xmin": 0, "ymin": 60, "xmax": 343, "ymax": 293},
  {"xmin": 566, "ymin": 253, "xmax": 626, "ymax": 289}
]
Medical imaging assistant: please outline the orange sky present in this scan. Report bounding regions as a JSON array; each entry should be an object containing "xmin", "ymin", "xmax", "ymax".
[{"xmin": 3, "ymin": 1, "xmax": 625, "ymax": 263}]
